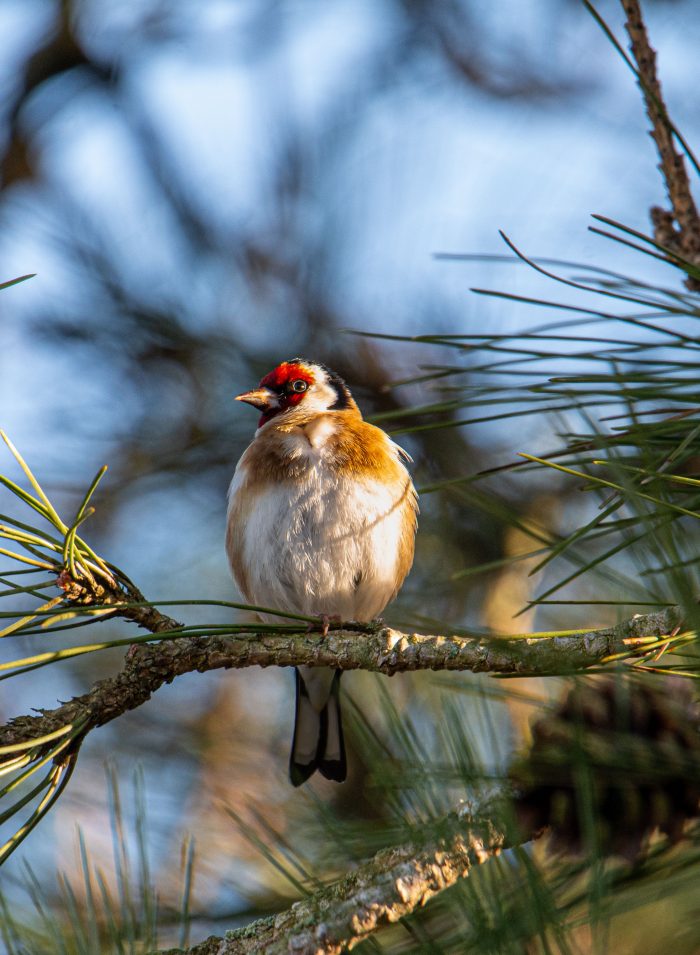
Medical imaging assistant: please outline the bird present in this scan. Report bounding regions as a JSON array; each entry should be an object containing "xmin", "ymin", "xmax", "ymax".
[{"xmin": 226, "ymin": 358, "xmax": 418, "ymax": 785}]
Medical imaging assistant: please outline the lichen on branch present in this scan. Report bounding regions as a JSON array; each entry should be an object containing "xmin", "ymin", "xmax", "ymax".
[
  {"xmin": 155, "ymin": 797, "xmax": 520, "ymax": 955},
  {"xmin": 0, "ymin": 599, "xmax": 684, "ymax": 753}
]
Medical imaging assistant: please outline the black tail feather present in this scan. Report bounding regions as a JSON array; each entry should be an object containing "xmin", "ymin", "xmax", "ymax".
[{"xmin": 289, "ymin": 668, "xmax": 346, "ymax": 786}]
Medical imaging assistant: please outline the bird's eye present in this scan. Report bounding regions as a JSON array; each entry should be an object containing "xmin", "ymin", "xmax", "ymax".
[{"xmin": 290, "ymin": 379, "xmax": 308, "ymax": 393}]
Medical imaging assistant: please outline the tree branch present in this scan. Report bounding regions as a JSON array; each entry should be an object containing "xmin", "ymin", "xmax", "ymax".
[
  {"xmin": 156, "ymin": 797, "xmax": 524, "ymax": 955},
  {"xmin": 621, "ymin": 0, "xmax": 700, "ymax": 288},
  {"xmin": 0, "ymin": 601, "xmax": 683, "ymax": 753}
]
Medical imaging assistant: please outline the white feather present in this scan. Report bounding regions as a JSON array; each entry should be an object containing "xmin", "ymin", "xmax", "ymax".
[{"xmin": 227, "ymin": 422, "xmax": 410, "ymax": 623}]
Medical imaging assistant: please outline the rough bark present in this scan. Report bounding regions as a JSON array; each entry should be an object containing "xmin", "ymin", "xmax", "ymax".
[
  {"xmin": 621, "ymin": 0, "xmax": 700, "ymax": 287},
  {"xmin": 0, "ymin": 602, "xmax": 683, "ymax": 753},
  {"xmin": 155, "ymin": 798, "xmax": 520, "ymax": 955}
]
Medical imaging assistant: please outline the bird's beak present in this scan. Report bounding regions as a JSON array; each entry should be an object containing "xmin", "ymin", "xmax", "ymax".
[{"xmin": 235, "ymin": 387, "xmax": 279, "ymax": 411}]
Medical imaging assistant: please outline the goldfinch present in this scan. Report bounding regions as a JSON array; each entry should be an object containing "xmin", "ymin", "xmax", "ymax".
[{"xmin": 226, "ymin": 359, "xmax": 418, "ymax": 785}]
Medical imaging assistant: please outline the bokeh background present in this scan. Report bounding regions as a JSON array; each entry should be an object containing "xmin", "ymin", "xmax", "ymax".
[{"xmin": 1, "ymin": 0, "xmax": 699, "ymax": 948}]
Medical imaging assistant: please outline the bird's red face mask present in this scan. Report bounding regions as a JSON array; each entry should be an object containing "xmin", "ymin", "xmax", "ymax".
[{"xmin": 235, "ymin": 362, "xmax": 316, "ymax": 427}]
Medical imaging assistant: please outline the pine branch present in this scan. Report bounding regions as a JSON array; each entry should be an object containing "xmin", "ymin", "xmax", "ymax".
[
  {"xmin": 621, "ymin": 0, "xmax": 700, "ymax": 288},
  {"xmin": 0, "ymin": 599, "xmax": 683, "ymax": 753},
  {"xmin": 156, "ymin": 797, "xmax": 522, "ymax": 955}
]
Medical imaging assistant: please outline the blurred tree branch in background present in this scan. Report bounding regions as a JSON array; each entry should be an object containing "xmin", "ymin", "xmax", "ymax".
[{"xmin": 0, "ymin": 0, "xmax": 585, "ymax": 527}]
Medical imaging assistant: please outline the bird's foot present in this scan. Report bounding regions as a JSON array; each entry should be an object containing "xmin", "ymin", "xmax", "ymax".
[{"xmin": 307, "ymin": 613, "xmax": 342, "ymax": 637}]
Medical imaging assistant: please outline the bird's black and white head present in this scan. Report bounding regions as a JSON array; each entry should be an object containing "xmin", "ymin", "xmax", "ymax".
[{"xmin": 235, "ymin": 359, "xmax": 356, "ymax": 427}]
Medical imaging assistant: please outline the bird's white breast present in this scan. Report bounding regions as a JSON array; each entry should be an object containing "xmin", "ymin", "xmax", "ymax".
[{"xmin": 227, "ymin": 426, "xmax": 411, "ymax": 622}]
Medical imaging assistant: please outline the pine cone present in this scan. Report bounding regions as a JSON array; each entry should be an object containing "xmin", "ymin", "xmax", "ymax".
[{"xmin": 511, "ymin": 676, "xmax": 700, "ymax": 858}]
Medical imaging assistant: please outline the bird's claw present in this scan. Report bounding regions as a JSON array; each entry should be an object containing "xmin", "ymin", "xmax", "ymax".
[{"xmin": 307, "ymin": 613, "xmax": 341, "ymax": 637}]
